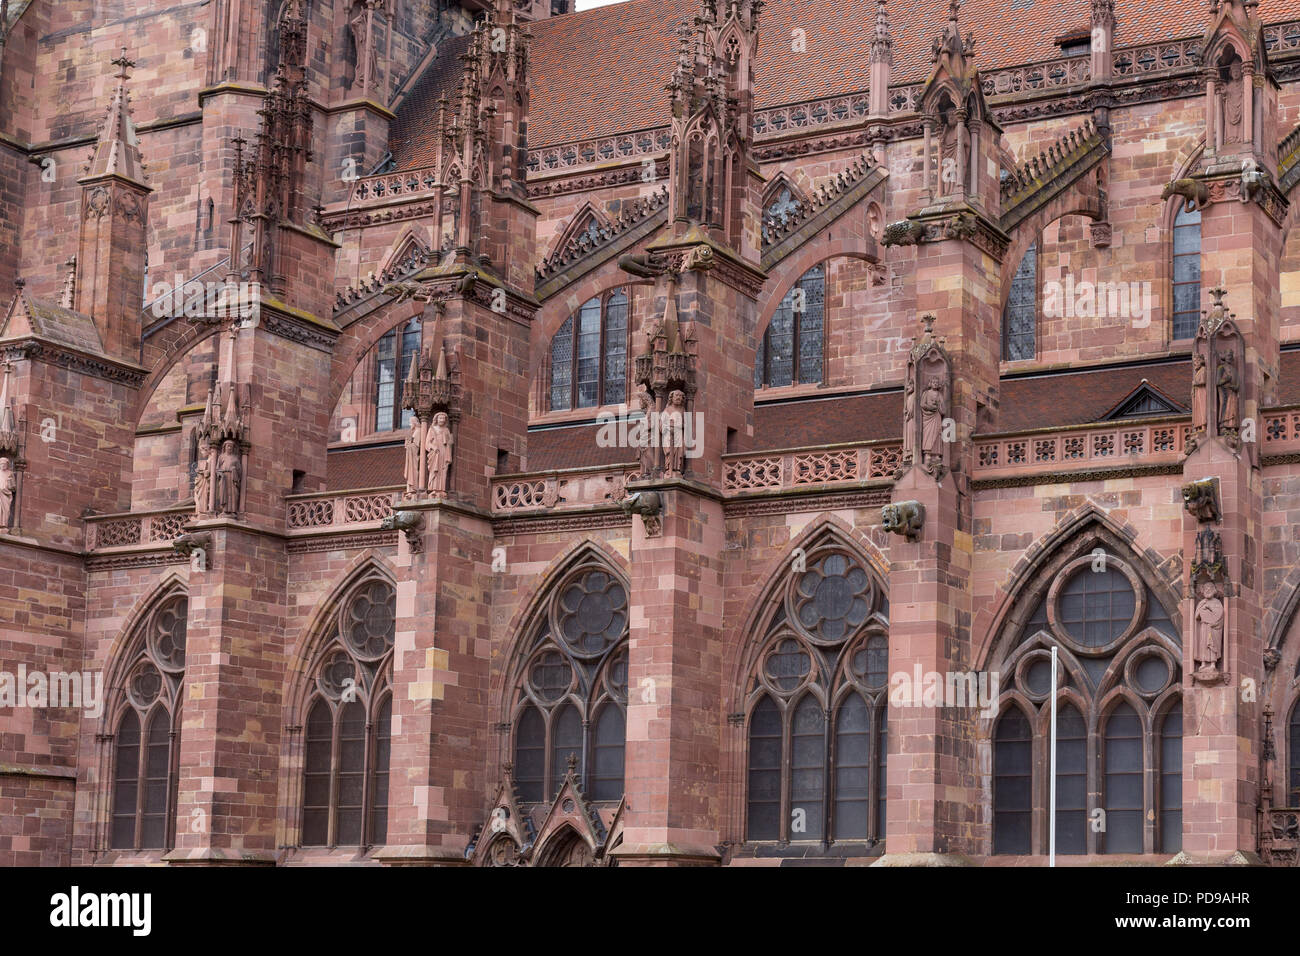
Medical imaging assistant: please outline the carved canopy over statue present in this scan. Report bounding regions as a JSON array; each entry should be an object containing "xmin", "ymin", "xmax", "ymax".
[
  {"xmin": 1189, "ymin": 287, "xmax": 1246, "ymax": 455},
  {"xmin": 900, "ymin": 313, "xmax": 952, "ymax": 481},
  {"xmin": 397, "ymin": 299, "xmax": 464, "ymax": 498}
]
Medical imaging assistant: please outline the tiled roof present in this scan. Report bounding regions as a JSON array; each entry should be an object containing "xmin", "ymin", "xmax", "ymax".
[
  {"xmin": 0, "ymin": 289, "xmax": 106, "ymax": 355},
  {"xmin": 325, "ymin": 442, "xmax": 406, "ymax": 489},
  {"xmin": 996, "ymin": 359, "xmax": 1191, "ymax": 432},
  {"xmin": 391, "ymin": 0, "xmax": 1297, "ymax": 165}
]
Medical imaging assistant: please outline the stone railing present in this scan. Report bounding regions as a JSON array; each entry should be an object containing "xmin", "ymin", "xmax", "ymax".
[
  {"xmin": 1111, "ymin": 38, "xmax": 1201, "ymax": 76},
  {"xmin": 753, "ymin": 92, "xmax": 873, "ymax": 136},
  {"xmin": 348, "ymin": 166, "xmax": 440, "ymax": 204},
  {"xmin": 286, "ymin": 488, "xmax": 399, "ymax": 530},
  {"xmin": 973, "ymin": 419, "xmax": 1191, "ymax": 479},
  {"xmin": 1261, "ymin": 406, "xmax": 1300, "ymax": 452},
  {"xmin": 527, "ymin": 129, "xmax": 673, "ymax": 176},
  {"xmin": 491, "ymin": 465, "xmax": 636, "ymax": 514},
  {"xmin": 723, "ymin": 441, "xmax": 902, "ymax": 493},
  {"xmin": 981, "ymin": 55, "xmax": 1090, "ymax": 98},
  {"xmin": 1279, "ymin": 123, "xmax": 1300, "ymax": 194},
  {"xmin": 85, "ymin": 507, "xmax": 193, "ymax": 551},
  {"xmin": 1264, "ymin": 20, "xmax": 1300, "ymax": 58}
]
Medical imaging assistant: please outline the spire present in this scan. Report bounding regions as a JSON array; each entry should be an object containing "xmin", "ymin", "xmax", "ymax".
[
  {"xmin": 871, "ymin": 0, "xmax": 892, "ymax": 62},
  {"xmin": 83, "ymin": 49, "xmax": 148, "ymax": 187}
]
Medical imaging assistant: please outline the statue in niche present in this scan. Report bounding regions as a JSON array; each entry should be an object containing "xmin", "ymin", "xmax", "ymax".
[
  {"xmin": 902, "ymin": 378, "xmax": 916, "ymax": 464},
  {"xmin": 348, "ymin": 0, "xmax": 378, "ymax": 94},
  {"xmin": 1217, "ymin": 350, "xmax": 1240, "ymax": 433},
  {"xmin": 0, "ymin": 457, "xmax": 14, "ymax": 529},
  {"xmin": 1220, "ymin": 60, "xmax": 1245, "ymax": 145},
  {"xmin": 193, "ymin": 434, "xmax": 212, "ymax": 513},
  {"xmin": 662, "ymin": 389, "xmax": 687, "ymax": 477},
  {"xmin": 635, "ymin": 387, "xmax": 656, "ymax": 476},
  {"xmin": 1191, "ymin": 352, "xmax": 1208, "ymax": 433},
  {"xmin": 1193, "ymin": 577, "xmax": 1226, "ymax": 681},
  {"xmin": 425, "ymin": 411, "xmax": 453, "ymax": 495},
  {"xmin": 938, "ymin": 105, "xmax": 963, "ymax": 194},
  {"xmin": 216, "ymin": 439, "xmax": 241, "ymax": 515},
  {"xmin": 920, "ymin": 378, "xmax": 948, "ymax": 470},
  {"xmin": 404, "ymin": 428, "xmax": 421, "ymax": 492}
]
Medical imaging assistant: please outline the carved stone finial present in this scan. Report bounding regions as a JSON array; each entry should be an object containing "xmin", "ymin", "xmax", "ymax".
[{"xmin": 566, "ymin": 751, "xmax": 579, "ymax": 774}]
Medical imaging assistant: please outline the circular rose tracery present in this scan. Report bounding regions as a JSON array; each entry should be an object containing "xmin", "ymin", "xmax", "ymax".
[
  {"xmin": 791, "ymin": 552, "xmax": 873, "ymax": 645},
  {"xmin": 127, "ymin": 661, "xmax": 162, "ymax": 709},
  {"xmin": 555, "ymin": 570, "xmax": 627, "ymax": 659},
  {"xmin": 764, "ymin": 637, "xmax": 812, "ymax": 692},
  {"xmin": 342, "ymin": 580, "xmax": 396, "ymax": 661},
  {"xmin": 318, "ymin": 650, "xmax": 356, "ymax": 699},
  {"xmin": 150, "ymin": 596, "xmax": 187, "ymax": 673},
  {"xmin": 529, "ymin": 650, "xmax": 573, "ymax": 703}
]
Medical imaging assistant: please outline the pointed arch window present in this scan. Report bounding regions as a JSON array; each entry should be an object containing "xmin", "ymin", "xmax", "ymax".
[
  {"xmin": 512, "ymin": 564, "xmax": 628, "ymax": 802},
  {"xmin": 375, "ymin": 318, "xmax": 421, "ymax": 431},
  {"xmin": 1003, "ymin": 242, "xmax": 1037, "ymax": 361},
  {"xmin": 300, "ymin": 577, "xmax": 396, "ymax": 847},
  {"xmin": 1172, "ymin": 201, "xmax": 1202, "ymax": 340},
  {"xmin": 744, "ymin": 546, "xmax": 888, "ymax": 844},
  {"xmin": 755, "ymin": 264, "xmax": 825, "ymax": 388},
  {"xmin": 990, "ymin": 545, "xmax": 1182, "ymax": 855},
  {"xmin": 111, "ymin": 592, "xmax": 187, "ymax": 851},
  {"xmin": 549, "ymin": 290, "xmax": 629, "ymax": 411},
  {"xmin": 1289, "ymin": 698, "xmax": 1300, "ymax": 806}
]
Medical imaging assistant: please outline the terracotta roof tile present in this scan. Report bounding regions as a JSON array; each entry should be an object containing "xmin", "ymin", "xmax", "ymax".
[
  {"xmin": 326, "ymin": 443, "xmax": 406, "ymax": 489},
  {"xmin": 391, "ymin": 0, "xmax": 1297, "ymax": 166}
]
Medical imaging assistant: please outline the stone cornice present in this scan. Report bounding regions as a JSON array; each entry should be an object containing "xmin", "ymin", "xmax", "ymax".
[
  {"xmin": 492, "ymin": 509, "xmax": 631, "ymax": 536},
  {"xmin": 971, "ymin": 461, "xmax": 1185, "ymax": 489},
  {"xmin": 0, "ymin": 336, "xmax": 147, "ymax": 388},
  {"xmin": 723, "ymin": 487, "xmax": 893, "ymax": 518}
]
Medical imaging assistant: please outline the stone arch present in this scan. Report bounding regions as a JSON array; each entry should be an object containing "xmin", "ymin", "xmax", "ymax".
[
  {"xmin": 99, "ymin": 570, "xmax": 190, "ymax": 735},
  {"xmin": 284, "ymin": 551, "xmax": 400, "ymax": 725},
  {"xmin": 726, "ymin": 514, "xmax": 889, "ymax": 717},
  {"xmin": 974, "ymin": 500, "xmax": 1181, "ymax": 672},
  {"xmin": 999, "ymin": 197, "xmax": 1104, "ymax": 313},
  {"xmin": 326, "ymin": 294, "xmax": 425, "ymax": 416},
  {"xmin": 496, "ymin": 536, "xmax": 631, "ymax": 725},
  {"xmin": 532, "ymin": 822, "xmax": 594, "ymax": 867},
  {"xmin": 756, "ymin": 237, "xmax": 880, "ymax": 340},
  {"xmin": 134, "ymin": 320, "xmax": 225, "ymax": 428}
]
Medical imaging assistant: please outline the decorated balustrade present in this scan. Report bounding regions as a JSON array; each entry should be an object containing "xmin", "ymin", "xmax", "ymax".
[
  {"xmin": 722, "ymin": 441, "xmax": 902, "ymax": 493},
  {"xmin": 285, "ymin": 487, "xmax": 399, "ymax": 530},
  {"xmin": 84, "ymin": 507, "xmax": 193, "ymax": 551},
  {"xmin": 492, "ymin": 465, "xmax": 636, "ymax": 514}
]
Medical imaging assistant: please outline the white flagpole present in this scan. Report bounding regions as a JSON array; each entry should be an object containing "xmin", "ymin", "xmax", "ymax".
[{"xmin": 1049, "ymin": 645, "xmax": 1058, "ymax": 868}]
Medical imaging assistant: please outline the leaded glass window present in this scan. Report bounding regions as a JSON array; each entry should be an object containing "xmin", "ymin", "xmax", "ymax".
[
  {"xmin": 744, "ymin": 544, "xmax": 888, "ymax": 844},
  {"xmin": 1003, "ymin": 242, "xmax": 1036, "ymax": 360},
  {"xmin": 374, "ymin": 318, "xmax": 421, "ymax": 432},
  {"xmin": 756, "ymin": 265, "xmax": 825, "ymax": 388},
  {"xmin": 1290, "ymin": 700, "xmax": 1300, "ymax": 806},
  {"xmin": 990, "ymin": 543, "xmax": 1182, "ymax": 855},
  {"xmin": 1172, "ymin": 202, "xmax": 1201, "ymax": 340},
  {"xmin": 300, "ymin": 577, "xmax": 395, "ymax": 847},
  {"xmin": 548, "ymin": 290, "xmax": 630, "ymax": 411},
  {"xmin": 111, "ymin": 592, "xmax": 187, "ymax": 851},
  {"xmin": 511, "ymin": 564, "xmax": 629, "ymax": 802}
]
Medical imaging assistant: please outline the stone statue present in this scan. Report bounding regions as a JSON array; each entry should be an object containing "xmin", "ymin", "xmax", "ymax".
[
  {"xmin": 1193, "ymin": 578, "xmax": 1225, "ymax": 681},
  {"xmin": 920, "ymin": 378, "xmax": 947, "ymax": 468},
  {"xmin": 193, "ymin": 435, "xmax": 211, "ymax": 513},
  {"xmin": 1191, "ymin": 352, "xmax": 1208, "ymax": 433},
  {"xmin": 902, "ymin": 378, "xmax": 916, "ymax": 463},
  {"xmin": 635, "ymin": 387, "xmax": 656, "ymax": 476},
  {"xmin": 1221, "ymin": 61, "xmax": 1245, "ymax": 144},
  {"xmin": 426, "ymin": 411, "xmax": 453, "ymax": 495},
  {"xmin": 1217, "ymin": 351, "xmax": 1239, "ymax": 432},
  {"xmin": 939, "ymin": 109, "xmax": 963, "ymax": 194},
  {"xmin": 662, "ymin": 389, "xmax": 686, "ymax": 477},
  {"xmin": 0, "ymin": 457, "xmax": 14, "ymax": 529},
  {"xmin": 348, "ymin": 0, "xmax": 378, "ymax": 94},
  {"xmin": 404, "ymin": 429, "xmax": 421, "ymax": 492},
  {"xmin": 216, "ymin": 440, "xmax": 241, "ymax": 515}
]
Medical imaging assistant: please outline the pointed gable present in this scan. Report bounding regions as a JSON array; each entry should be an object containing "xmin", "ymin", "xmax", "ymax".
[
  {"xmin": 1099, "ymin": 379, "xmax": 1188, "ymax": 421},
  {"xmin": 0, "ymin": 282, "xmax": 107, "ymax": 356}
]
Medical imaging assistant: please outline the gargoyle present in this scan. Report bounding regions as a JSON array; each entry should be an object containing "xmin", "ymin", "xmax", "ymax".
[
  {"xmin": 1181, "ymin": 477, "xmax": 1221, "ymax": 523},
  {"xmin": 1160, "ymin": 178, "xmax": 1208, "ymax": 210},
  {"xmin": 881, "ymin": 500, "xmax": 925, "ymax": 541},
  {"xmin": 620, "ymin": 490, "xmax": 663, "ymax": 536},
  {"xmin": 381, "ymin": 509, "xmax": 424, "ymax": 551},
  {"xmin": 171, "ymin": 531, "xmax": 211, "ymax": 557},
  {"xmin": 619, "ymin": 252, "xmax": 670, "ymax": 279},
  {"xmin": 882, "ymin": 219, "xmax": 926, "ymax": 247}
]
